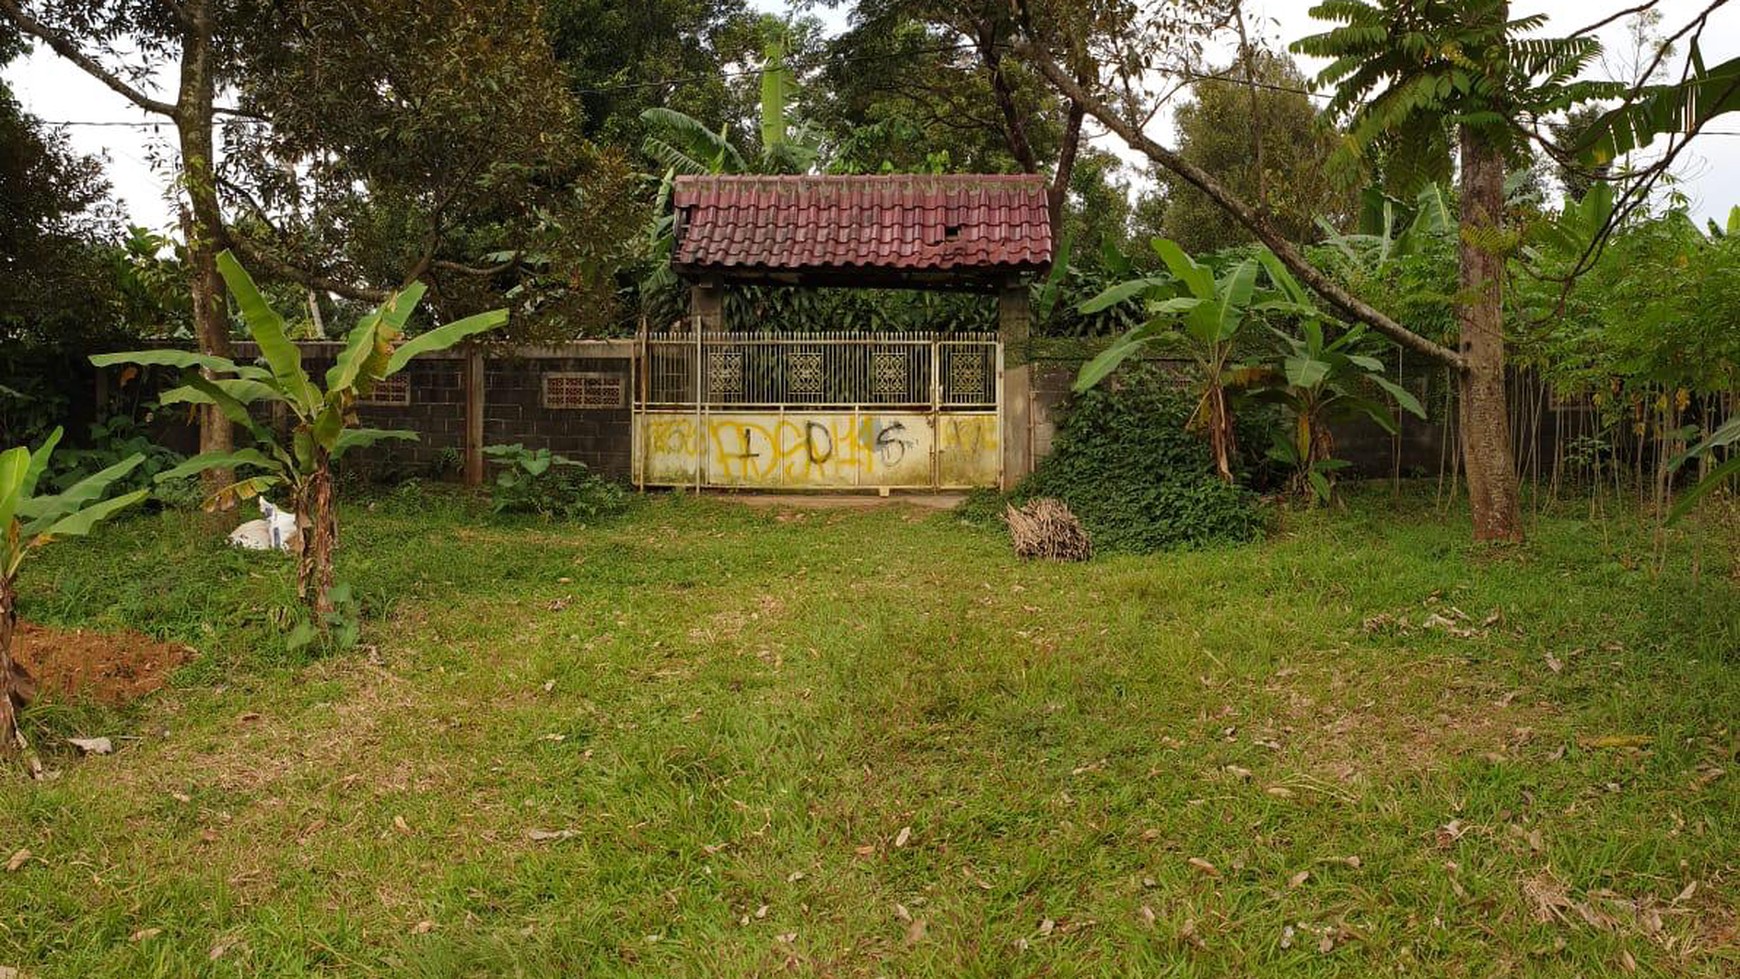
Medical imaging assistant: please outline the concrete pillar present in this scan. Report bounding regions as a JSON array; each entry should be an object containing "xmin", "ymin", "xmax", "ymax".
[
  {"xmin": 690, "ymin": 277, "xmax": 725, "ymax": 332},
  {"xmin": 998, "ymin": 281, "xmax": 1032, "ymax": 489}
]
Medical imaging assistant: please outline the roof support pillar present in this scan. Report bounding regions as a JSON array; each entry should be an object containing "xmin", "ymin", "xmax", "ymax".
[
  {"xmin": 690, "ymin": 276, "xmax": 725, "ymax": 332},
  {"xmin": 999, "ymin": 279, "xmax": 1032, "ymax": 489}
]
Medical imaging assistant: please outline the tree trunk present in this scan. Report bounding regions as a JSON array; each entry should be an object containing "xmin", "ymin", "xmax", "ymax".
[
  {"xmin": 0, "ymin": 574, "xmax": 28, "ymax": 755},
  {"xmin": 1456, "ymin": 129, "xmax": 1525, "ymax": 542},
  {"xmin": 296, "ymin": 462, "xmax": 338, "ymax": 619},
  {"xmin": 176, "ymin": 0, "xmax": 234, "ymax": 499}
]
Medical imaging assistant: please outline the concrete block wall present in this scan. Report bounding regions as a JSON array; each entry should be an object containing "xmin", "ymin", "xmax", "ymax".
[{"xmin": 229, "ymin": 341, "xmax": 636, "ymax": 480}]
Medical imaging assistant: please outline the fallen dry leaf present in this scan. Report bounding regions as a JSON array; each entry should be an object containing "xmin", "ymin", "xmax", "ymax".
[
  {"xmin": 4, "ymin": 850, "xmax": 28, "ymax": 873},
  {"xmin": 853, "ymin": 844, "xmax": 876, "ymax": 857},
  {"xmin": 1037, "ymin": 918, "xmax": 1056, "ymax": 937},
  {"xmin": 131, "ymin": 928, "xmax": 162, "ymax": 942},
  {"xmin": 1138, "ymin": 905, "xmax": 1156, "ymax": 928},
  {"xmin": 1676, "ymin": 881, "xmax": 1698, "ymax": 903},
  {"xmin": 412, "ymin": 920, "xmax": 434, "ymax": 935},
  {"xmin": 1187, "ymin": 857, "xmax": 1220, "ymax": 877},
  {"xmin": 1225, "ymin": 765, "xmax": 1253, "ymax": 781},
  {"xmin": 894, "ymin": 826, "xmax": 912, "ymax": 848},
  {"xmin": 526, "ymin": 828, "xmax": 579, "ymax": 842},
  {"xmin": 905, "ymin": 917, "xmax": 927, "ymax": 945},
  {"xmin": 392, "ymin": 815, "xmax": 412, "ymax": 835},
  {"xmin": 1618, "ymin": 949, "xmax": 1637, "ymax": 972},
  {"xmin": 67, "ymin": 737, "xmax": 112, "ymax": 756},
  {"xmin": 1265, "ymin": 786, "xmax": 1294, "ymax": 798},
  {"xmin": 1544, "ymin": 652, "xmax": 1563, "ymax": 674},
  {"xmin": 1288, "ymin": 869, "xmax": 1310, "ymax": 888}
]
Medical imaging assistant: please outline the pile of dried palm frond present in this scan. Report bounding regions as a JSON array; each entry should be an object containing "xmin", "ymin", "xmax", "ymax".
[{"xmin": 1004, "ymin": 497, "xmax": 1092, "ymax": 561}]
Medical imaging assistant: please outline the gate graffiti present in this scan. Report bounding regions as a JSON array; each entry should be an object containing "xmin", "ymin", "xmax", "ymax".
[{"xmin": 633, "ymin": 331, "xmax": 1001, "ymax": 490}]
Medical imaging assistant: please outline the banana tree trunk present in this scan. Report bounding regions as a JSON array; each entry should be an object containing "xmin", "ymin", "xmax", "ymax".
[
  {"xmin": 296, "ymin": 463, "xmax": 338, "ymax": 619},
  {"xmin": 1202, "ymin": 381, "xmax": 1238, "ymax": 483},
  {"xmin": 1456, "ymin": 128, "xmax": 1525, "ymax": 542},
  {"xmin": 0, "ymin": 573, "xmax": 27, "ymax": 755}
]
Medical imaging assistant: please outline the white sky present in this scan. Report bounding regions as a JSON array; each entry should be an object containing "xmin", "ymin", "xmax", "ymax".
[{"xmin": 4, "ymin": 0, "xmax": 1736, "ymax": 233}]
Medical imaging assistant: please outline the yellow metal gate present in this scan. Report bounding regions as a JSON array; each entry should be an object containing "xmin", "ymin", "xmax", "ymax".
[{"xmin": 633, "ymin": 330, "xmax": 1002, "ymax": 491}]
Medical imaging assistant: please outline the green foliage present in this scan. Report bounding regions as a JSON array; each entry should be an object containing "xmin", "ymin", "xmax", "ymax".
[
  {"xmin": 484, "ymin": 444, "xmax": 630, "ymax": 522},
  {"xmin": 1238, "ymin": 251, "xmax": 1426, "ymax": 503},
  {"xmin": 40, "ymin": 414, "xmax": 195, "ymax": 509},
  {"xmin": 94, "ymin": 252, "xmax": 506, "ymax": 510},
  {"xmin": 91, "ymin": 252, "xmax": 508, "ymax": 623},
  {"xmin": 1574, "ymin": 46, "xmax": 1740, "ymax": 166},
  {"xmin": 1667, "ymin": 415, "xmax": 1740, "ymax": 524},
  {"xmin": 1159, "ymin": 50, "xmax": 1356, "ymax": 252},
  {"xmin": 1017, "ymin": 375, "xmax": 1266, "ymax": 553},
  {"xmin": 1293, "ymin": 0, "xmax": 1618, "ymax": 191},
  {"xmin": 1, "ymin": 427, "xmax": 147, "ymax": 582}
]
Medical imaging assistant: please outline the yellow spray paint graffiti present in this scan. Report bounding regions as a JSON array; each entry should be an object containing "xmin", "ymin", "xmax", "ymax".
[{"xmin": 637, "ymin": 410, "xmax": 999, "ymax": 489}]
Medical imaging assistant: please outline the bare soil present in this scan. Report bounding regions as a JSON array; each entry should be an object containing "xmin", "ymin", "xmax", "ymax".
[{"xmin": 11, "ymin": 621, "xmax": 191, "ymax": 706}]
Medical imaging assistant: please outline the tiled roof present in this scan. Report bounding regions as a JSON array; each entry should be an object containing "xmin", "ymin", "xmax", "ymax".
[{"xmin": 671, "ymin": 174, "xmax": 1053, "ymax": 282}]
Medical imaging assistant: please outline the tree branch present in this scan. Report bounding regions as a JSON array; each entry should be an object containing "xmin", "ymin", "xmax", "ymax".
[
  {"xmin": 0, "ymin": 0, "xmax": 178, "ymax": 116},
  {"xmin": 225, "ymin": 235, "xmax": 393, "ymax": 303},
  {"xmin": 1011, "ymin": 40, "xmax": 1465, "ymax": 370}
]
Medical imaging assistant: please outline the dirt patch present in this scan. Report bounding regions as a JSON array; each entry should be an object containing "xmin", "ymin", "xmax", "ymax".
[{"xmin": 12, "ymin": 621, "xmax": 192, "ymax": 706}]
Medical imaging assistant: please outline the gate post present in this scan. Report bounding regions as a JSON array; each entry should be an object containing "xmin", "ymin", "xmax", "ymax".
[
  {"xmin": 998, "ymin": 281, "xmax": 1032, "ymax": 490},
  {"xmin": 463, "ymin": 345, "xmax": 485, "ymax": 487}
]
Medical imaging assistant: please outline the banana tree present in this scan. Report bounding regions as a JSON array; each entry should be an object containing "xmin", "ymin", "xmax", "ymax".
[
  {"xmin": 1076, "ymin": 239, "xmax": 1260, "ymax": 481},
  {"xmin": 1237, "ymin": 253, "xmax": 1426, "ymax": 503},
  {"xmin": 2, "ymin": 428, "xmax": 147, "ymax": 756},
  {"xmin": 93, "ymin": 251, "xmax": 507, "ymax": 621},
  {"xmin": 1667, "ymin": 415, "xmax": 1740, "ymax": 524}
]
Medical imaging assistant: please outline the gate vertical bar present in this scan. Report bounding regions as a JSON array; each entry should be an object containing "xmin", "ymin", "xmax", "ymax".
[{"xmin": 929, "ymin": 336, "xmax": 941, "ymax": 491}]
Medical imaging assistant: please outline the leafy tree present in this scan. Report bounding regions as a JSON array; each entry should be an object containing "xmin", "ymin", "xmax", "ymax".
[
  {"xmin": 93, "ymin": 254, "xmax": 507, "ymax": 623},
  {"xmin": 1, "ymin": 428, "xmax": 147, "ymax": 759},
  {"xmin": 543, "ymin": 0, "xmax": 761, "ymax": 148},
  {"xmin": 0, "ymin": 26, "xmax": 120, "ymax": 346},
  {"xmin": 1159, "ymin": 50, "xmax": 1356, "ymax": 253},
  {"xmin": 3, "ymin": 0, "xmax": 645, "ymax": 471},
  {"xmin": 817, "ymin": 0, "xmax": 1087, "ymax": 229},
  {"xmin": 1288, "ymin": 0, "xmax": 1613, "ymax": 541},
  {"xmin": 1007, "ymin": 0, "xmax": 1654, "ymax": 543}
]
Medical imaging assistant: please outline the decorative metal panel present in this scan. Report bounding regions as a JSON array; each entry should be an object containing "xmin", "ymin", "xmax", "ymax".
[
  {"xmin": 786, "ymin": 350, "xmax": 823, "ymax": 398},
  {"xmin": 360, "ymin": 375, "xmax": 411, "ymax": 406},
  {"xmin": 543, "ymin": 372, "xmax": 625, "ymax": 410},
  {"xmin": 870, "ymin": 351, "xmax": 908, "ymax": 398},
  {"xmin": 706, "ymin": 350, "xmax": 743, "ymax": 399}
]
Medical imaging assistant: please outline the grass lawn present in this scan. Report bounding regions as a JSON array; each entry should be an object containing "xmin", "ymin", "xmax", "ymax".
[{"xmin": 2, "ymin": 487, "xmax": 1736, "ymax": 977}]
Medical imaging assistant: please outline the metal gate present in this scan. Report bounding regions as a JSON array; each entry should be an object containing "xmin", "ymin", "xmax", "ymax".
[{"xmin": 633, "ymin": 330, "xmax": 1002, "ymax": 490}]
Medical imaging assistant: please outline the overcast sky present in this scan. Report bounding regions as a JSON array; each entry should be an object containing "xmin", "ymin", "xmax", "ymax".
[{"xmin": 5, "ymin": 0, "xmax": 1736, "ymax": 233}]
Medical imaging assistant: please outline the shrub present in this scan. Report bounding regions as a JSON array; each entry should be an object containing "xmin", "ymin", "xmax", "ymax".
[
  {"xmin": 43, "ymin": 413, "xmax": 197, "ymax": 510},
  {"xmin": 484, "ymin": 444, "xmax": 630, "ymax": 521},
  {"xmin": 1015, "ymin": 371, "xmax": 1267, "ymax": 553}
]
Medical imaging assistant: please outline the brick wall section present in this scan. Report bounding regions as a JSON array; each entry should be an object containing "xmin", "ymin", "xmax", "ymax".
[{"xmin": 230, "ymin": 341, "xmax": 635, "ymax": 480}]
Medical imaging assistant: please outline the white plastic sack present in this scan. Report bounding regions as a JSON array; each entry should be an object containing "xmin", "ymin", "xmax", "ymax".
[{"xmin": 228, "ymin": 498, "xmax": 299, "ymax": 552}]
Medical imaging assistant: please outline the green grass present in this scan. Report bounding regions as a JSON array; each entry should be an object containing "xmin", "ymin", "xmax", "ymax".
[{"xmin": 2, "ymin": 486, "xmax": 1736, "ymax": 977}]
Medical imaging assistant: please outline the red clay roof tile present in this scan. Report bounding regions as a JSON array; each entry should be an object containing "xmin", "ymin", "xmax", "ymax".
[{"xmin": 671, "ymin": 174, "xmax": 1053, "ymax": 279}]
